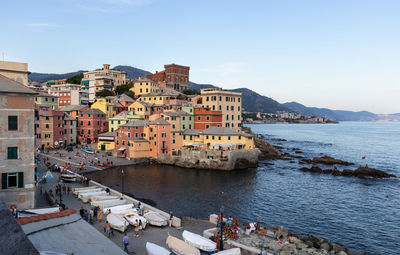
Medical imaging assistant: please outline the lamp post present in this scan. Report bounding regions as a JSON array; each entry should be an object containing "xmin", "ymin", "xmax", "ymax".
[
  {"xmin": 58, "ymin": 180, "xmax": 63, "ymax": 209},
  {"xmin": 220, "ymin": 206, "xmax": 224, "ymax": 251},
  {"xmin": 121, "ymin": 168, "xmax": 124, "ymax": 195}
]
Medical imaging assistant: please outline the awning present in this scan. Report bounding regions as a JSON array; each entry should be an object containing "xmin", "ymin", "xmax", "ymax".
[
  {"xmin": 118, "ymin": 147, "xmax": 126, "ymax": 151},
  {"xmin": 190, "ymin": 143, "xmax": 204, "ymax": 146}
]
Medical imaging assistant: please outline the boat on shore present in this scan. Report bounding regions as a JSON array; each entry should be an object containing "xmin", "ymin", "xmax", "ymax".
[
  {"xmin": 144, "ymin": 211, "xmax": 167, "ymax": 226},
  {"xmin": 73, "ymin": 187, "xmax": 102, "ymax": 196},
  {"xmin": 79, "ymin": 191, "xmax": 107, "ymax": 203},
  {"xmin": 102, "ymin": 203, "xmax": 133, "ymax": 214},
  {"xmin": 106, "ymin": 213, "xmax": 129, "ymax": 232},
  {"xmin": 81, "ymin": 146, "xmax": 94, "ymax": 154},
  {"xmin": 166, "ymin": 235, "xmax": 200, "ymax": 255},
  {"xmin": 214, "ymin": 248, "xmax": 241, "ymax": 255},
  {"xmin": 60, "ymin": 173, "xmax": 76, "ymax": 182},
  {"xmin": 146, "ymin": 242, "xmax": 170, "ymax": 255},
  {"xmin": 182, "ymin": 230, "xmax": 216, "ymax": 252},
  {"xmin": 125, "ymin": 212, "xmax": 147, "ymax": 228},
  {"xmin": 90, "ymin": 195, "xmax": 120, "ymax": 202}
]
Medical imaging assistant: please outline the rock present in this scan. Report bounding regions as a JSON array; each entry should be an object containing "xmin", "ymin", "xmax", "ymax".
[
  {"xmin": 272, "ymin": 138, "xmax": 287, "ymax": 142},
  {"xmin": 320, "ymin": 242, "xmax": 332, "ymax": 251},
  {"xmin": 309, "ymin": 234, "xmax": 323, "ymax": 249},
  {"xmin": 332, "ymin": 170, "xmax": 342, "ymax": 176},
  {"xmin": 264, "ymin": 162, "xmax": 274, "ymax": 166},
  {"xmin": 279, "ymin": 244, "xmax": 298, "ymax": 255},
  {"xmin": 341, "ymin": 169, "xmax": 354, "ymax": 176},
  {"xmin": 352, "ymin": 166, "xmax": 397, "ymax": 178},
  {"xmin": 300, "ymin": 166, "xmax": 323, "ymax": 173},
  {"xmin": 331, "ymin": 242, "xmax": 347, "ymax": 253},
  {"xmin": 337, "ymin": 251, "xmax": 347, "ymax": 255},
  {"xmin": 312, "ymin": 156, "xmax": 354, "ymax": 166},
  {"xmin": 296, "ymin": 242, "xmax": 308, "ymax": 249},
  {"xmin": 322, "ymin": 169, "xmax": 333, "ymax": 174},
  {"xmin": 272, "ymin": 226, "xmax": 289, "ymax": 239},
  {"xmin": 295, "ymin": 150, "xmax": 303, "ymax": 154},
  {"xmin": 305, "ymin": 240, "xmax": 314, "ymax": 248},
  {"xmin": 255, "ymin": 137, "xmax": 282, "ymax": 160}
]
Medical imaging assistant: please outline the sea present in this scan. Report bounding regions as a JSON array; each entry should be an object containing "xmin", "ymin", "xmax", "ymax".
[{"xmin": 86, "ymin": 122, "xmax": 400, "ymax": 255}]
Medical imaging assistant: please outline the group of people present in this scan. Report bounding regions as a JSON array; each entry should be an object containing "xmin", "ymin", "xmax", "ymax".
[{"xmin": 80, "ymin": 205, "xmax": 103, "ymax": 225}]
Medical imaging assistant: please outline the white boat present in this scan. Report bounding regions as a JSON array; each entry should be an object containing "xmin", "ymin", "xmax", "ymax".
[
  {"xmin": 182, "ymin": 230, "xmax": 216, "ymax": 252},
  {"xmin": 166, "ymin": 235, "xmax": 200, "ymax": 255},
  {"xmin": 74, "ymin": 188, "xmax": 102, "ymax": 196},
  {"xmin": 102, "ymin": 203, "xmax": 134, "ymax": 215},
  {"xmin": 78, "ymin": 191, "xmax": 107, "ymax": 203},
  {"xmin": 144, "ymin": 211, "xmax": 168, "ymax": 227},
  {"xmin": 146, "ymin": 242, "xmax": 170, "ymax": 255},
  {"xmin": 60, "ymin": 174, "xmax": 76, "ymax": 182},
  {"xmin": 90, "ymin": 195, "xmax": 120, "ymax": 202},
  {"xmin": 20, "ymin": 207, "xmax": 60, "ymax": 217},
  {"xmin": 214, "ymin": 248, "xmax": 241, "ymax": 255},
  {"xmin": 72, "ymin": 186, "xmax": 98, "ymax": 193},
  {"xmin": 92, "ymin": 199, "xmax": 126, "ymax": 210},
  {"xmin": 125, "ymin": 211, "xmax": 147, "ymax": 228},
  {"xmin": 106, "ymin": 213, "xmax": 129, "ymax": 232}
]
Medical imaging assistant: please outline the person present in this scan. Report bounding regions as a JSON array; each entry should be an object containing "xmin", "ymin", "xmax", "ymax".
[
  {"xmin": 258, "ymin": 227, "xmax": 268, "ymax": 236},
  {"xmin": 278, "ymin": 235, "xmax": 288, "ymax": 245},
  {"xmin": 89, "ymin": 207, "xmax": 94, "ymax": 224},
  {"xmin": 67, "ymin": 185, "xmax": 71, "ymax": 195},
  {"xmin": 215, "ymin": 232, "xmax": 221, "ymax": 250},
  {"xmin": 84, "ymin": 210, "xmax": 89, "ymax": 222},
  {"xmin": 169, "ymin": 211, "xmax": 174, "ymax": 227},
  {"xmin": 104, "ymin": 221, "xmax": 111, "ymax": 238},
  {"xmin": 93, "ymin": 206, "xmax": 98, "ymax": 221},
  {"xmin": 98, "ymin": 207, "xmax": 103, "ymax": 222},
  {"xmin": 288, "ymin": 234, "xmax": 295, "ymax": 244},
  {"xmin": 134, "ymin": 219, "xmax": 139, "ymax": 237},
  {"xmin": 123, "ymin": 232, "xmax": 130, "ymax": 254},
  {"xmin": 139, "ymin": 219, "xmax": 143, "ymax": 233},
  {"xmin": 79, "ymin": 207, "xmax": 84, "ymax": 218}
]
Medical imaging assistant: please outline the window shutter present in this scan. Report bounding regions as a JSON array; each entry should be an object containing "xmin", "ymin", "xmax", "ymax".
[
  {"xmin": 2, "ymin": 173, "xmax": 7, "ymax": 189},
  {"xmin": 18, "ymin": 172, "xmax": 24, "ymax": 188}
]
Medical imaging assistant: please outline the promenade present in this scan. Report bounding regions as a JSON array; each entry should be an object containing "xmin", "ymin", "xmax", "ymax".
[{"xmin": 34, "ymin": 150, "xmax": 215, "ymax": 254}]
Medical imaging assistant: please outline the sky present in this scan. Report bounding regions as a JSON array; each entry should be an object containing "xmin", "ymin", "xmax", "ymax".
[{"xmin": 0, "ymin": 0, "xmax": 399, "ymax": 114}]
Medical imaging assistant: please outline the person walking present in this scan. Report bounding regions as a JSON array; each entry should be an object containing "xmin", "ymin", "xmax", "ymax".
[
  {"xmin": 123, "ymin": 232, "xmax": 130, "ymax": 254},
  {"xmin": 67, "ymin": 185, "xmax": 71, "ymax": 195},
  {"xmin": 104, "ymin": 221, "xmax": 111, "ymax": 238},
  {"xmin": 134, "ymin": 219, "xmax": 139, "ymax": 237},
  {"xmin": 98, "ymin": 207, "xmax": 103, "ymax": 222},
  {"xmin": 89, "ymin": 207, "xmax": 94, "ymax": 224},
  {"xmin": 169, "ymin": 211, "xmax": 174, "ymax": 227},
  {"xmin": 84, "ymin": 210, "xmax": 89, "ymax": 222},
  {"xmin": 79, "ymin": 207, "xmax": 84, "ymax": 218}
]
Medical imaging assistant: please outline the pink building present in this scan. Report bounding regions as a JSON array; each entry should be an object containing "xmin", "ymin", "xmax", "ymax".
[
  {"xmin": 148, "ymin": 118, "xmax": 171, "ymax": 158},
  {"xmin": 115, "ymin": 121, "xmax": 148, "ymax": 157}
]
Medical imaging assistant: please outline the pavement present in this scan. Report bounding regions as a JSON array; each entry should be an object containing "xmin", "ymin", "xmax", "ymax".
[{"xmin": 34, "ymin": 149, "xmax": 216, "ymax": 255}]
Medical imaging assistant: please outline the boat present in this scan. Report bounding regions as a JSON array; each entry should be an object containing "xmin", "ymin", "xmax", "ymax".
[
  {"xmin": 73, "ymin": 187, "xmax": 102, "ymax": 196},
  {"xmin": 20, "ymin": 207, "xmax": 60, "ymax": 217},
  {"xmin": 144, "ymin": 211, "xmax": 168, "ymax": 227},
  {"xmin": 90, "ymin": 195, "xmax": 120, "ymax": 202},
  {"xmin": 182, "ymin": 230, "xmax": 216, "ymax": 252},
  {"xmin": 73, "ymin": 186, "xmax": 98, "ymax": 192},
  {"xmin": 106, "ymin": 213, "xmax": 129, "ymax": 232},
  {"xmin": 146, "ymin": 242, "xmax": 170, "ymax": 255},
  {"xmin": 166, "ymin": 235, "xmax": 200, "ymax": 255},
  {"xmin": 60, "ymin": 174, "xmax": 76, "ymax": 182},
  {"xmin": 79, "ymin": 191, "xmax": 107, "ymax": 203},
  {"xmin": 81, "ymin": 146, "xmax": 94, "ymax": 154},
  {"xmin": 214, "ymin": 248, "xmax": 241, "ymax": 255},
  {"xmin": 91, "ymin": 199, "xmax": 126, "ymax": 210},
  {"xmin": 125, "ymin": 211, "xmax": 148, "ymax": 228},
  {"xmin": 102, "ymin": 203, "xmax": 135, "ymax": 215}
]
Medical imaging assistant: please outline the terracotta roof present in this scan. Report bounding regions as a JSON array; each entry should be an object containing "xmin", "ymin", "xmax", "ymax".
[
  {"xmin": 63, "ymin": 113, "xmax": 76, "ymax": 121},
  {"xmin": 82, "ymin": 108, "xmax": 106, "ymax": 115},
  {"xmin": 184, "ymin": 127, "xmax": 253, "ymax": 137},
  {"xmin": 149, "ymin": 117, "xmax": 170, "ymax": 125},
  {"xmin": 164, "ymin": 110, "xmax": 191, "ymax": 117},
  {"xmin": 99, "ymin": 131, "xmax": 114, "ymax": 137},
  {"xmin": 16, "ymin": 209, "xmax": 76, "ymax": 225},
  {"xmin": 0, "ymin": 74, "xmax": 38, "ymax": 95},
  {"xmin": 58, "ymin": 105, "xmax": 88, "ymax": 112}
]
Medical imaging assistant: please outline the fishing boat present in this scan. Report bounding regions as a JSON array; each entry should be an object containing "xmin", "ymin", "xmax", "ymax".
[
  {"xmin": 182, "ymin": 230, "xmax": 216, "ymax": 252},
  {"xmin": 106, "ymin": 213, "xmax": 129, "ymax": 232},
  {"xmin": 73, "ymin": 187, "xmax": 102, "ymax": 196},
  {"xmin": 81, "ymin": 146, "xmax": 94, "ymax": 154},
  {"xmin": 91, "ymin": 199, "xmax": 126, "ymax": 210},
  {"xmin": 78, "ymin": 191, "xmax": 107, "ymax": 203},
  {"xmin": 125, "ymin": 211, "xmax": 148, "ymax": 228},
  {"xmin": 60, "ymin": 173, "xmax": 76, "ymax": 182},
  {"xmin": 72, "ymin": 186, "xmax": 98, "ymax": 193},
  {"xmin": 90, "ymin": 195, "xmax": 120, "ymax": 202},
  {"xmin": 144, "ymin": 211, "xmax": 168, "ymax": 227},
  {"xmin": 146, "ymin": 242, "xmax": 170, "ymax": 255},
  {"xmin": 102, "ymin": 203, "xmax": 135, "ymax": 215},
  {"xmin": 214, "ymin": 248, "xmax": 241, "ymax": 255},
  {"xmin": 166, "ymin": 235, "xmax": 200, "ymax": 255}
]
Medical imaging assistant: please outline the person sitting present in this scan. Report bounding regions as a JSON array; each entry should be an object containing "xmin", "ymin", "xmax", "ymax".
[
  {"xmin": 245, "ymin": 225, "xmax": 251, "ymax": 235},
  {"xmin": 288, "ymin": 234, "xmax": 295, "ymax": 244},
  {"xmin": 257, "ymin": 227, "xmax": 268, "ymax": 236},
  {"xmin": 278, "ymin": 235, "xmax": 288, "ymax": 245},
  {"xmin": 255, "ymin": 222, "xmax": 261, "ymax": 230}
]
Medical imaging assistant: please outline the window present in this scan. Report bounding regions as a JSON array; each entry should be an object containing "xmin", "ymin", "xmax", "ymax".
[
  {"xmin": 238, "ymin": 98, "xmax": 241, "ymax": 102},
  {"xmin": 212, "ymin": 105, "xmax": 215, "ymax": 110},
  {"xmin": 232, "ymin": 115, "xmax": 234, "ymax": 120},
  {"xmin": 198, "ymin": 116, "xmax": 201, "ymax": 121},
  {"xmin": 206, "ymin": 116, "xmax": 210, "ymax": 121},
  {"xmin": 238, "ymin": 115, "xmax": 241, "ymax": 120},
  {"xmin": 88, "ymin": 121, "xmax": 91, "ymax": 126},
  {"xmin": 81, "ymin": 130, "xmax": 84, "ymax": 135},
  {"xmin": 172, "ymin": 139, "xmax": 175, "ymax": 144},
  {"xmin": 182, "ymin": 117, "xmax": 185, "ymax": 121},
  {"xmin": 172, "ymin": 124, "xmax": 175, "ymax": 129},
  {"xmin": 7, "ymin": 147, "xmax": 18, "ymax": 159},
  {"xmin": 231, "ymin": 106, "xmax": 234, "ymax": 111},
  {"xmin": 226, "ymin": 106, "xmax": 229, "ymax": 111},
  {"xmin": 122, "ymin": 141, "xmax": 125, "ymax": 145},
  {"xmin": 228, "ymin": 136, "xmax": 231, "ymax": 140},
  {"xmin": 46, "ymin": 124, "xmax": 49, "ymax": 129},
  {"xmin": 212, "ymin": 136, "xmax": 215, "ymax": 140},
  {"xmin": 2, "ymin": 172, "xmax": 24, "ymax": 189},
  {"xmin": 8, "ymin": 116, "xmax": 18, "ymax": 131},
  {"xmin": 206, "ymin": 125, "xmax": 209, "ymax": 128},
  {"xmin": 182, "ymin": 124, "xmax": 186, "ymax": 129},
  {"xmin": 238, "ymin": 106, "xmax": 241, "ymax": 111},
  {"xmin": 189, "ymin": 124, "xmax": 192, "ymax": 129},
  {"xmin": 80, "ymin": 121, "xmax": 83, "ymax": 126},
  {"xmin": 190, "ymin": 136, "xmax": 192, "ymax": 140},
  {"xmin": 88, "ymin": 130, "xmax": 91, "ymax": 134}
]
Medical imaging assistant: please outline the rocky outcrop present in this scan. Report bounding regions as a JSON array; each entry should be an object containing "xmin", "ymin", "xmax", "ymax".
[
  {"xmin": 255, "ymin": 136, "xmax": 282, "ymax": 160},
  {"xmin": 300, "ymin": 156, "xmax": 354, "ymax": 166},
  {"xmin": 299, "ymin": 166, "xmax": 396, "ymax": 178}
]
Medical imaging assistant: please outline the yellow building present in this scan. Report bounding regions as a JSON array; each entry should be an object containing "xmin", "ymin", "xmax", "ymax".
[
  {"xmin": 198, "ymin": 88, "xmax": 242, "ymax": 130},
  {"xmin": 128, "ymin": 139, "xmax": 152, "ymax": 158},
  {"xmin": 34, "ymin": 93, "xmax": 59, "ymax": 109},
  {"xmin": 98, "ymin": 132, "xmax": 115, "ymax": 152},
  {"xmin": 128, "ymin": 101, "xmax": 150, "ymax": 119},
  {"xmin": 137, "ymin": 88, "xmax": 185, "ymax": 105},
  {"xmin": 130, "ymin": 77, "xmax": 160, "ymax": 97},
  {"xmin": 91, "ymin": 97, "xmax": 116, "ymax": 119},
  {"xmin": 182, "ymin": 127, "xmax": 254, "ymax": 150},
  {"xmin": 108, "ymin": 111, "xmax": 145, "ymax": 132}
]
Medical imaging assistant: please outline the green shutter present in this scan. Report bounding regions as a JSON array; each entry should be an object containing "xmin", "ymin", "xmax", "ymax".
[
  {"xmin": 2, "ymin": 173, "xmax": 7, "ymax": 189},
  {"xmin": 7, "ymin": 147, "xmax": 18, "ymax": 159},
  {"xmin": 18, "ymin": 172, "xmax": 24, "ymax": 188}
]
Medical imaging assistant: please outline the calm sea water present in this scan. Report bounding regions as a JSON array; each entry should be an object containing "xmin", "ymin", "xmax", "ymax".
[{"xmin": 87, "ymin": 122, "xmax": 400, "ymax": 255}]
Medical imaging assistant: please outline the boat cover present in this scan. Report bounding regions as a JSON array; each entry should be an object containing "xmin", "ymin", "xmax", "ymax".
[
  {"xmin": 166, "ymin": 235, "xmax": 200, "ymax": 255},
  {"xmin": 144, "ymin": 211, "xmax": 167, "ymax": 226},
  {"xmin": 146, "ymin": 242, "xmax": 170, "ymax": 255},
  {"xmin": 182, "ymin": 230, "xmax": 216, "ymax": 252}
]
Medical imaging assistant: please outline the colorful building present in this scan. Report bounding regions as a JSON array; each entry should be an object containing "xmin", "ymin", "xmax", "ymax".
[
  {"xmin": 147, "ymin": 118, "xmax": 171, "ymax": 158},
  {"xmin": 0, "ymin": 61, "xmax": 30, "ymax": 86},
  {"xmin": 193, "ymin": 107, "xmax": 223, "ymax": 129},
  {"xmin": 0, "ymin": 74, "xmax": 37, "ymax": 209},
  {"xmin": 128, "ymin": 139, "xmax": 151, "ymax": 159},
  {"xmin": 115, "ymin": 121, "xmax": 148, "ymax": 157},
  {"xmin": 48, "ymin": 83, "xmax": 88, "ymax": 106},
  {"xmin": 146, "ymin": 64, "xmax": 190, "ymax": 91},
  {"xmin": 109, "ymin": 111, "xmax": 145, "ymax": 132},
  {"xmin": 137, "ymin": 88, "xmax": 187, "ymax": 106},
  {"xmin": 91, "ymin": 97, "xmax": 116, "ymax": 119},
  {"xmin": 130, "ymin": 77, "xmax": 160, "ymax": 97},
  {"xmin": 34, "ymin": 93, "xmax": 58, "ymax": 109},
  {"xmin": 77, "ymin": 109, "xmax": 108, "ymax": 144},
  {"xmin": 128, "ymin": 101, "xmax": 150, "ymax": 119},
  {"xmin": 97, "ymin": 132, "xmax": 115, "ymax": 152},
  {"xmin": 58, "ymin": 105, "xmax": 89, "ymax": 120}
]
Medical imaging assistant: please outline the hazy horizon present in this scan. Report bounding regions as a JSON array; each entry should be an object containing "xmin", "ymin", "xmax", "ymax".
[{"xmin": 1, "ymin": 0, "xmax": 399, "ymax": 114}]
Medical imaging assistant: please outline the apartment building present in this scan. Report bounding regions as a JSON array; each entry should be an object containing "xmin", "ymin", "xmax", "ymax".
[
  {"xmin": 146, "ymin": 64, "xmax": 190, "ymax": 91},
  {"xmin": 34, "ymin": 93, "xmax": 58, "ymax": 109},
  {"xmin": 77, "ymin": 109, "xmax": 108, "ymax": 144},
  {"xmin": 130, "ymin": 77, "xmax": 160, "ymax": 97},
  {"xmin": 193, "ymin": 107, "xmax": 223, "ymax": 129},
  {"xmin": 48, "ymin": 83, "xmax": 88, "ymax": 106}
]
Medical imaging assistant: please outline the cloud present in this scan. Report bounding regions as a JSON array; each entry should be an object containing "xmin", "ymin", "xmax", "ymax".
[{"xmin": 24, "ymin": 23, "xmax": 56, "ymax": 28}]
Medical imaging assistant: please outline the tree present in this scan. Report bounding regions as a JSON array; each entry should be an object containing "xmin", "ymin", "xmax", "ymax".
[
  {"xmin": 182, "ymin": 89, "xmax": 200, "ymax": 95},
  {"xmin": 66, "ymin": 73, "xmax": 84, "ymax": 84},
  {"xmin": 115, "ymin": 83, "xmax": 133, "ymax": 95},
  {"xmin": 96, "ymin": 89, "xmax": 115, "ymax": 97}
]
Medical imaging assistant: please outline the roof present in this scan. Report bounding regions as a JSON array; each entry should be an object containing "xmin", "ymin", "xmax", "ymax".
[
  {"xmin": 111, "ymin": 111, "xmax": 128, "ymax": 119},
  {"xmin": 0, "ymin": 74, "xmax": 37, "ymax": 95},
  {"xmin": 36, "ymin": 92, "xmax": 58, "ymax": 98},
  {"xmin": 63, "ymin": 113, "xmax": 76, "ymax": 121},
  {"xmin": 141, "ymin": 88, "xmax": 183, "ymax": 97},
  {"xmin": 120, "ymin": 120, "xmax": 148, "ymax": 127},
  {"xmin": 184, "ymin": 127, "xmax": 253, "ymax": 137},
  {"xmin": 149, "ymin": 117, "xmax": 170, "ymax": 125},
  {"xmin": 0, "ymin": 200, "xmax": 40, "ymax": 255},
  {"xmin": 58, "ymin": 105, "xmax": 88, "ymax": 112},
  {"xmin": 118, "ymin": 93, "xmax": 134, "ymax": 102},
  {"xmin": 20, "ymin": 211, "xmax": 126, "ymax": 255},
  {"xmin": 164, "ymin": 110, "xmax": 190, "ymax": 117},
  {"xmin": 82, "ymin": 108, "xmax": 105, "ymax": 115},
  {"xmin": 130, "ymin": 138, "xmax": 150, "ymax": 143},
  {"xmin": 98, "ymin": 131, "xmax": 114, "ymax": 137}
]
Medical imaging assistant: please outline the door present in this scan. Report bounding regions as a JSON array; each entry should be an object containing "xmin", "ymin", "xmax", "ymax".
[{"xmin": 101, "ymin": 144, "xmax": 106, "ymax": 151}]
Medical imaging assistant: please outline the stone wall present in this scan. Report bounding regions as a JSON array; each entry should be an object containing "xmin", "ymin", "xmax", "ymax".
[{"xmin": 157, "ymin": 148, "xmax": 260, "ymax": 171}]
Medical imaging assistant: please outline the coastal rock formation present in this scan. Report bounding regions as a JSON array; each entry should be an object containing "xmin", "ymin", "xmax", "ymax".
[
  {"xmin": 299, "ymin": 166, "xmax": 396, "ymax": 178},
  {"xmin": 300, "ymin": 156, "xmax": 353, "ymax": 166},
  {"xmin": 255, "ymin": 136, "xmax": 282, "ymax": 160}
]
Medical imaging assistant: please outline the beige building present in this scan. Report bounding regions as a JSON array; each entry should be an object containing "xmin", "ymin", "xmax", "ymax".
[
  {"xmin": 0, "ymin": 74, "xmax": 37, "ymax": 209},
  {"xmin": 0, "ymin": 61, "xmax": 30, "ymax": 86},
  {"xmin": 130, "ymin": 77, "xmax": 160, "ymax": 97},
  {"xmin": 198, "ymin": 88, "xmax": 242, "ymax": 129},
  {"xmin": 82, "ymin": 64, "xmax": 127, "ymax": 102}
]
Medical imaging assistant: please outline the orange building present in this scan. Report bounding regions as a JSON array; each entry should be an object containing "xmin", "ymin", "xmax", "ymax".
[
  {"xmin": 146, "ymin": 64, "xmax": 190, "ymax": 91},
  {"xmin": 194, "ymin": 107, "xmax": 223, "ymax": 130}
]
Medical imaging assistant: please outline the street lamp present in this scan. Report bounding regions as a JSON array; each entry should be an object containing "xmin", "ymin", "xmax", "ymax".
[
  {"xmin": 121, "ymin": 168, "xmax": 124, "ymax": 195},
  {"xmin": 220, "ymin": 205, "xmax": 224, "ymax": 251},
  {"xmin": 58, "ymin": 180, "xmax": 63, "ymax": 209}
]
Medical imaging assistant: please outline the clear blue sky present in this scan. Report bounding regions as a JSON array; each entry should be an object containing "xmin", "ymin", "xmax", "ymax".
[{"xmin": 1, "ymin": 0, "xmax": 399, "ymax": 114}]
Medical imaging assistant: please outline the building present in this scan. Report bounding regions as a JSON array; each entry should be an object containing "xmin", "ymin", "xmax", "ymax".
[
  {"xmin": 64, "ymin": 113, "xmax": 77, "ymax": 145},
  {"xmin": 182, "ymin": 127, "xmax": 255, "ymax": 150},
  {"xmin": 198, "ymin": 88, "xmax": 242, "ymax": 129},
  {"xmin": 0, "ymin": 74, "xmax": 37, "ymax": 209},
  {"xmin": 58, "ymin": 105, "xmax": 89, "ymax": 120},
  {"xmin": 128, "ymin": 139, "xmax": 151, "ymax": 159},
  {"xmin": 146, "ymin": 64, "xmax": 190, "ymax": 91},
  {"xmin": 193, "ymin": 107, "xmax": 223, "ymax": 129},
  {"xmin": 0, "ymin": 61, "xmax": 30, "ymax": 86},
  {"xmin": 130, "ymin": 77, "xmax": 160, "ymax": 97},
  {"xmin": 97, "ymin": 132, "xmax": 115, "ymax": 152},
  {"xmin": 115, "ymin": 121, "xmax": 148, "ymax": 157},
  {"xmin": 34, "ymin": 93, "xmax": 58, "ymax": 109},
  {"xmin": 128, "ymin": 101, "xmax": 151, "ymax": 119},
  {"xmin": 137, "ymin": 88, "xmax": 187, "ymax": 107},
  {"xmin": 91, "ymin": 97, "xmax": 116, "ymax": 119},
  {"xmin": 77, "ymin": 109, "xmax": 108, "ymax": 144},
  {"xmin": 82, "ymin": 64, "xmax": 127, "ymax": 102},
  {"xmin": 148, "ymin": 118, "xmax": 171, "ymax": 158},
  {"xmin": 48, "ymin": 83, "xmax": 88, "ymax": 106},
  {"xmin": 40, "ymin": 110, "xmax": 72, "ymax": 148}
]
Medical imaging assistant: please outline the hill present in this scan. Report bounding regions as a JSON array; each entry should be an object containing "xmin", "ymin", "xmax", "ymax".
[
  {"xmin": 29, "ymin": 70, "xmax": 87, "ymax": 83},
  {"xmin": 283, "ymin": 102, "xmax": 379, "ymax": 121},
  {"xmin": 112, "ymin": 65, "xmax": 151, "ymax": 79}
]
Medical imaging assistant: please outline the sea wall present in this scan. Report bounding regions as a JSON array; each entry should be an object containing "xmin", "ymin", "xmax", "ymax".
[{"xmin": 157, "ymin": 148, "xmax": 261, "ymax": 171}]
